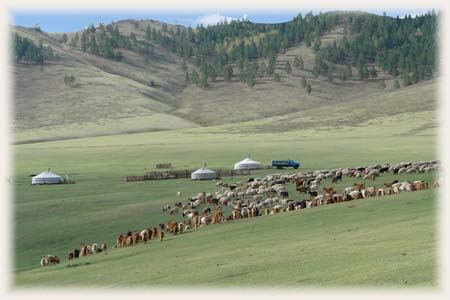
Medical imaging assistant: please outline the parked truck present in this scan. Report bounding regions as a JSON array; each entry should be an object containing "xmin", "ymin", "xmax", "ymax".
[{"xmin": 271, "ymin": 159, "xmax": 300, "ymax": 169}]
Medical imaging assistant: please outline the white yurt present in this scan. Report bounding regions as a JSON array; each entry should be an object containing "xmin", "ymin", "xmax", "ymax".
[
  {"xmin": 234, "ymin": 157, "xmax": 263, "ymax": 170},
  {"xmin": 191, "ymin": 164, "xmax": 218, "ymax": 180},
  {"xmin": 32, "ymin": 170, "xmax": 62, "ymax": 185}
]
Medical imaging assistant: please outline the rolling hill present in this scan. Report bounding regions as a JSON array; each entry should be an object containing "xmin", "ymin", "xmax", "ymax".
[{"xmin": 11, "ymin": 12, "xmax": 438, "ymax": 143}]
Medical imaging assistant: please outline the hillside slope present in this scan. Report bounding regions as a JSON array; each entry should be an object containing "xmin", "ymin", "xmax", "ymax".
[
  {"xmin": 12, "ymin": 24, "xmax": 198, "ymax": 143},
  {"xmin": 11, "ymin": 15, "xmax": 438, "ymax": 142}
]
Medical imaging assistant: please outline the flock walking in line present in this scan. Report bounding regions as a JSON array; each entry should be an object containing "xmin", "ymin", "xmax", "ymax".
[{"xmin": 40, "ymin": 160, "xmax": 441, "ymax": 267}]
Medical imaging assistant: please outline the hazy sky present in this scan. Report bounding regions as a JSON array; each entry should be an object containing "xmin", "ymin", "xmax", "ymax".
[{"xmin": 11, "ymin": 9, "xmax": 435, "ymax": 33}]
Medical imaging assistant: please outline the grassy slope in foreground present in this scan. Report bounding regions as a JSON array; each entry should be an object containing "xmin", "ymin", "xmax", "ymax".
[
  {"xmin": 13, "ymin": 111, "xmax": 437, "ymax": 272},
  {"xmin": 15, "ymin": 189, "xmax": 436, "ymax": 287}
]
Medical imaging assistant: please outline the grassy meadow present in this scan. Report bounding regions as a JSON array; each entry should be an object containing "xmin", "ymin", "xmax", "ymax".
[{"xmin": 13, "ymin": 110, "xmax": 438, "ymax": 286}]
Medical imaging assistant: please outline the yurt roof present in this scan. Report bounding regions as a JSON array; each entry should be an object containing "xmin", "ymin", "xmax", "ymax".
[
  {"xmin": 192, "ymin": 167, "xmax": 217, "ymax": 174},
  {"xmin": 236, "ymin": 158, "xmax": 261, "ymax": 164},
  {"xmin": 32, "ymin": 171, "xmax": 61, "ymax": 179}
]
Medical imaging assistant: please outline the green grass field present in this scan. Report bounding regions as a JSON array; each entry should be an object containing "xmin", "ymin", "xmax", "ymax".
[
  {"xmin": 15, "ymin": 188, "xmax": 437, "ymax": 287},
  {"xmin": 12, "ymin": 110, "xmax": 438, "ymax": 286}
]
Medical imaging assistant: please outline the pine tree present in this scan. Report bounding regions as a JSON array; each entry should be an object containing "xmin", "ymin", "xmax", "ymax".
[
  {"xmin": 80, "ymin": 31, "xmax": 88, "ymax": 52},
  {"xmin": 200, "ymin": 68, "xmax": 209, "ymax": 87},
  {"xmin": 62, "ymin": 33, "xmax": 68, "ymax": 43},
  {"xmin": 369, "ymin": 66, "xmax": 378, "ymax": 78},
  {"xmin": 223, "ymin": 65, "xmax": 233, "ymax": 81},
  {"xmin": 345, "ymin": 64, "xmax": 352, "ymax": 78},
  {"xmin": 285, "ymin": 61, "xmax": 292, "ymax": 74},
  {"xmin": 191, "ymin": 70, "xmax": 199, "ymax": 85},
  {"xmin": 69, "ymin": 36, "xmax": 77, "ymax": 47},
  {"xmin": 267, "ymin": 62, "xmax": 274, "ymax": 75},
  {"xmin": 63, "ymin": 75, "xmax": 76, "ymax": 86},
  {"xmin": 327, "ymin": 68, "xmax": 333, "ymax": 82},
  {"xmin": 247, "ymin": 74, "xmax": 256, "ymax": 87},
  {"xmin": 181, "ymin": 60, "xmax": 187, "ymax": 71},
  {"xmin": 294, "ymin": 56, "xmax": 300, "ymax": 68},
  {"xmin": 298, "ymin": 56, "xmax": 304, "ymax": 70},
  {"xmin": 306, "ymin": 83, "xmax": 312, "ymax": 93},
  {"xmin": 402, "ymin": 73, "xmax": 412, "ymax": 86},
  {"xmin": 87, "ymin": 24, "xmax": 96, "ymax": 33},
  {"xmin": 258, "ymin": 61, "xmax": 266, "ymax": 78},
  {"xmin": 301, "ymin": 76, "xmax": 307, "ymax": 88},
  {"xmin": 145, "ymin": 25, "xmax": 151, "ymax": 40},
  {"xmin": 273, "ymin": 73, "xmax": 281, "ymax": 82},
  {"xmin": 114, "ymin": 50, "xmax": 123, "ymax": 61},
  {"xmin": 393, "ymin": 80, "xmax": 400, "ymax": 89},
  {"xmin": 363, "ymin": 64, "xmax": 369, "ymax": 79},
  {"xmin": 338, "ymin": 69, "xmax": 346, "ymax": 81},
  {"xmin": 89, "ymin": 36, "xmax": 98, "ymax": 54},
  {"xmin": 209, "ymin": 65, "xmax": 217, "ymax": 82}
]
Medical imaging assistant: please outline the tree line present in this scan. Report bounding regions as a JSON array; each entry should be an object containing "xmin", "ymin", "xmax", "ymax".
[
  {"xmin": 13, "ymin": 33, "xmax": 56, "ymax": 64},
  {"xmin": 315, "ymin": 11, "xmax": 438, "ymax": 85}
]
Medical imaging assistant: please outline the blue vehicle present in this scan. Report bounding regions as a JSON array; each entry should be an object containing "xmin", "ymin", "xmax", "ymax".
[{"xmin": 271, "ymin": 159, "xmax": 300, "ymax": 169}]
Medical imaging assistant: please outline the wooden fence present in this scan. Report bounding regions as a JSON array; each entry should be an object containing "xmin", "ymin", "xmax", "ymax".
[
  {"xmin": 156, "ymin": 163, "xmax": 172, "ymax": 169},
  {"xmin": 123, "ymin": 168, "xmax": 251, "ymax": 182}
]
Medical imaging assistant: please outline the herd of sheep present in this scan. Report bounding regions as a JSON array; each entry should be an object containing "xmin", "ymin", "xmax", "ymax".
[{"xmin": 40, "ymin": 160, "xmax": 441, "ymax": 267}]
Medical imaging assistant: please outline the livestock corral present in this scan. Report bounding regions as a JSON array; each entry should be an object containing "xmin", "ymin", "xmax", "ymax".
[
  {"xmin": 38, "ymin": 160, "xmax": 441, "ymax": 284},
  {"xmin": 124, "ymin": 168, "xmax": 251, "ymax": 181}
]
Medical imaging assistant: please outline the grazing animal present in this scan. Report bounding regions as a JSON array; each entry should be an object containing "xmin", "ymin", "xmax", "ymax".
[
  {"xmin": 101, "ymin": 243, "xmax": 107, "ymax": 251},
  {"xmin": 250, "ymin": 207, "xmax": 259, "ymax": 217},
  {"xmin": 297, "ymin": 186, "xmax": 309, "ymax": 193},
  {"xmin": 126, "ymin": 236, "xmax": 133, "ymax": 247},
  {"xmin": 140, "ymin": 229, "xmax": 150, "ymax": 243},
  {"xmin": 132, "ymin": 231, "xmax": 140, "ymax": 244},
  {"xmin": 272, "ymin": 206, "xmax": 282, "ymax": 214},
  {"xmin": 376, "ymin": 189, "xmax": 385, "ymax": 197},
  {"xmin": 159, "ymin": 231, "xmax": 164, "ymax": 242},
  {"xmin": 68, "ymin": 249, "xmax": 81, "ymax": 260},
  {"xmin": 331, "ymin": 175, "xmax": 342, "ymax": 183},
  {"xmin": 116, "ymin": 234, "xmax": 128, "ymax": 248},
  {"xmin": 176, "ymin": 191, "xmax": 182, "ymax": 197},
  {"xmin": 80, "ymin": 245, "xmax": 88, "ymax": 257},
  {"xmin": 309, "ymin": 191, "xmax": 318, "ymax": 197},
  {"xmin": 193, "ymin": 215, "xmax": 200, "ymax": 228},
  {"xmin": 169, "ymin": 207, "xmax": 179, "ymax": 215},
  {"xmin": 287, "ymin": 202, "xmax": 295, "ymax": 211},
  {"xmin": 280, "ymin": 191, "xmax": 289, "ymax": 198},
  {"xmin": 232, "ymin": 209, "xmax": 242, "ymax": 220},
  {"xmin": 323, "ymin": 187, "xmax": 335, "ymax": 194},
  {"xmin": 92, "ymin": 243, "xmax": 99, "ymax": 254},
  {"xmin": 151, "ymin": 227, "xmax": 158, "ymax": 238},
  {"xmin": 40, "ymin": 257, "xmax": 49, "ymax": 267},
  {"xmin": 45, "ymin": 255, "xmax": 60, "ymax": 266},
  {"xmin": 167, "ymin": 221, "xmax": 179, "ymax": 234},
  {"xmin": 353, "ymin": 183, "xmax": 365, "ymax": 192}
]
